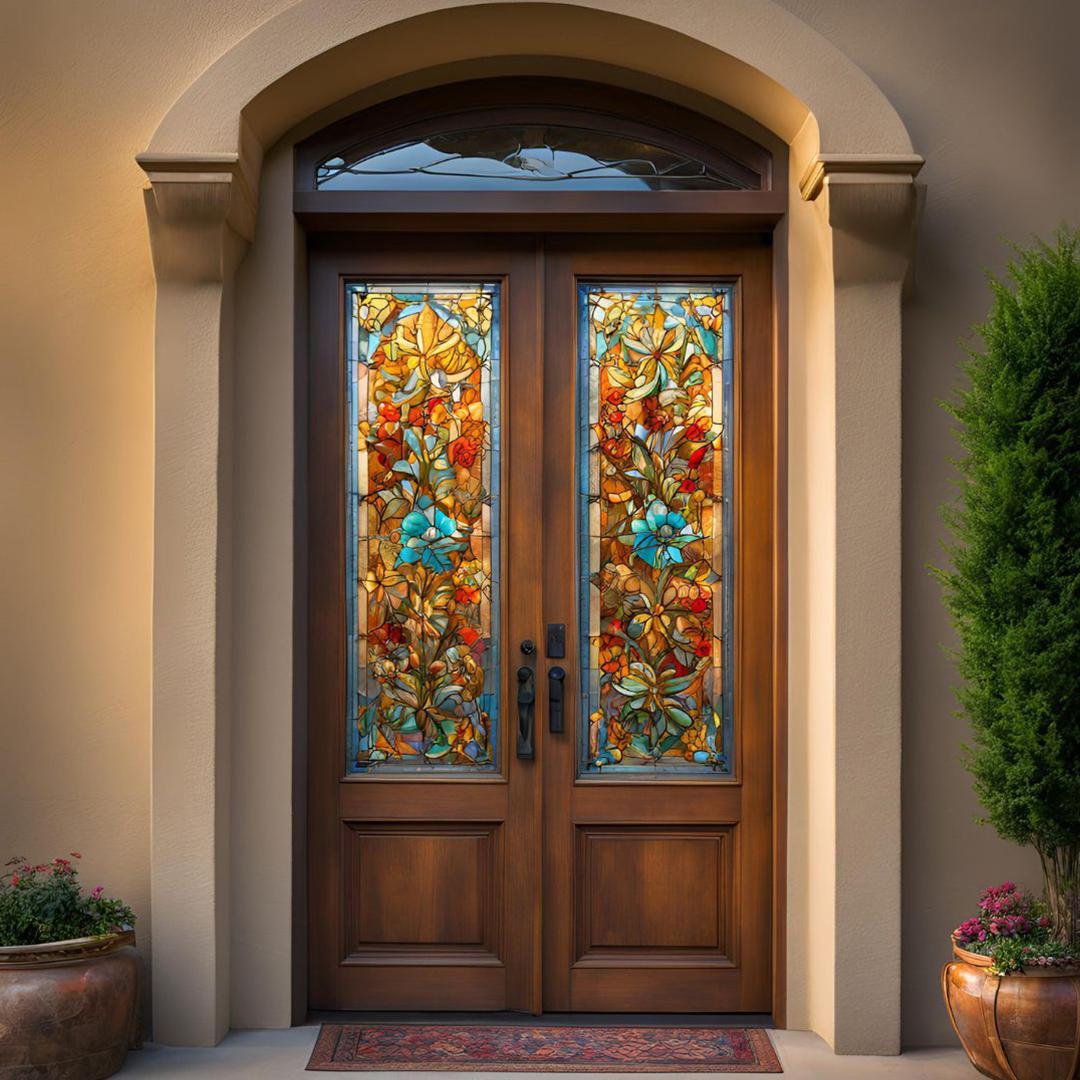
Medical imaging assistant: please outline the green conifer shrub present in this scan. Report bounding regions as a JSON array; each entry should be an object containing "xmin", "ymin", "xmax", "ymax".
[{"xmin": 936, "ymin": 230, "xmax": 1080, "ymax": 948}]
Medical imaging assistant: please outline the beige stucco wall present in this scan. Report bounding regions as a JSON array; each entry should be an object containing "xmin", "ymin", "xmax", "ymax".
[
  {"xmin": 0, "ymin": 0, "xmax": 298, "ymax": 1012},
  {"xmin": 0, "ymin": 0, "xmax": 1075, "ymax": 1049},
  {"xmin": 776, "ymin": 0, "xmax": 1079, "ymax": 1043}
]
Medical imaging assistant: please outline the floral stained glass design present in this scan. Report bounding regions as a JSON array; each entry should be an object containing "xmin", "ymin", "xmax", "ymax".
[
  {"xmin": 346, "ymin": 284, "xmax": 500, "ymax": 773},
  {"xmin": 578, "ymin": 284, "xmax": 734, "ymax": 776}
]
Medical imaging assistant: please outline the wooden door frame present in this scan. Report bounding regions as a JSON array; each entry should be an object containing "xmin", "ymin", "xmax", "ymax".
[{"xmin": 303, "ymin": 220, "xmax": 787, "ymax": 1025}]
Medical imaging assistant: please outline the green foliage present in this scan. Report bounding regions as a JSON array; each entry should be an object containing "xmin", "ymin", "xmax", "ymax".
[
  {"xmin": 0, "ymin": 854, "xmax": 134, "ymax": 947},
  {"xmin": 935, "ymin": 230, "xmax": 1080, "ymax": 854},
  {"xmin": 977, "ymin": 933, "xmax": 1078, "ymax": 976}
]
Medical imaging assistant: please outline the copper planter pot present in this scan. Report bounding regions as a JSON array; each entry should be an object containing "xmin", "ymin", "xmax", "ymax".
[
  {"xmin": 943, "ymin": 938, "xmax": 1080, "ymax": 1079},
  {"xmin": 0, "ymin": 932, "xmax": 138, "ymax": 1079}
]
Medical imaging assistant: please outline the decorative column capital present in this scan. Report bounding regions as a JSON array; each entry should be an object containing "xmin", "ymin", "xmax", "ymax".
[
  {"xmin": 798, "ymin": 153, "xmax": 924, "ymax": 202},
  {"xmin": 136, "ymin": 153, "xmax": 255, "ymax": 284},
  {"xmin": 802, "ymin": 155, "xmax": 925, "ymax": 290}
]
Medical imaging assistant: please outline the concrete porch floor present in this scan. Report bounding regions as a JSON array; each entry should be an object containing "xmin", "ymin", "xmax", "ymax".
[{"xmin": 118, "ymin": 1026, "xmax": 973, "ymax": 1078}]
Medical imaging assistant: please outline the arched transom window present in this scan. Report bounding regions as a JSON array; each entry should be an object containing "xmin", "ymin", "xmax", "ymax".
[{"xmin": 295, "ymin": 79, "xmax": 774, "ymax": 201}]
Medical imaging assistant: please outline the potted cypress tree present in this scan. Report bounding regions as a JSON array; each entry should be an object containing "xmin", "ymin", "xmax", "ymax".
[{"xmin": 937, "ymin": 231, "xmax": 1080, "ymax": 1080}]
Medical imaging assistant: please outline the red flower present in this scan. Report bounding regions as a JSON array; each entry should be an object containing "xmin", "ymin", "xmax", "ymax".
[
  {"xmin": 369, "ymin": 623, "xmax": 403, "ymax": 647},
  {"xmin": 378, "ymin": 402, "xmax": 400, "ymax": 423},
  {"xmin": 685, "ymin": 423, "xmax": 707, "ymax": 442},
  {"xmin": 679, "ymin": 478, "xmax": 696, "ymax": 493},
  {"xmin": 458, "ymin": 627, "xmax": 481, "ymax": 647},
  {"xmin": 600, "ymin": 437, "xmax": 631, "ymax": 460},
  {"xmin": 605, "ymin": 389, "xmax": 625, "ymax": 405},
  {"xmin": 448, "ymin": 436, "xmax": 480, "ymax": 469},
  {"xmin": 10, "ymin": 874, "xmax": 19, "ymax": 886},
  {"xmin": 659, "ymin": 655, "xmax": 690, "ymax": 676},
  {"xmin": 607, "ymin": 409, "xmax": 624, "ymax": 424},
  {"xmin": 690, "ymin": 597, "xmax": 709, "ymax": 614},
  {"xmin": 687, "ymin": 445, "xmax": 709, "ymax": 469},
  {"xmin": 694, "ymin": 640, "xmax": 712, "ymax": 658}
]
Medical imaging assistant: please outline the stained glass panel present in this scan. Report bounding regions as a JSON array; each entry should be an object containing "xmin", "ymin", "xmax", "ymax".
[
  {"xmin": 318, "ymin": 125, "xmax": 751, "ymax": 191},
  {"xmin": 577, "ymin": 284, "xmax": 734, "ymax": 777},
  {"xmin": 346, "ymin": 283, "xmax": 500, "ymax": 773}
]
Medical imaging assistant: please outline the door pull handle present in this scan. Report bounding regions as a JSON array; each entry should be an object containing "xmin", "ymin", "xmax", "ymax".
[
  {"xmin": 548, "ymin": 666, "xmax": 566, "ymax": 733},
  {"xmin": 516, "ymin": 665, "xmax": 535, "ymax": 759}
]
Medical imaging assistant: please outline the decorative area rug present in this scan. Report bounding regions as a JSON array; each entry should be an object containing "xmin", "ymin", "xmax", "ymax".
[{"xmin": 307, "ymin": 1023, "xmax": 782, "ymax": 1073}]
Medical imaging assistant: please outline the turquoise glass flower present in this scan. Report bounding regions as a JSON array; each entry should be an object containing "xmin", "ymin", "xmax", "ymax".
[
  {"xmin": 630, "ymin": 499, "xmax": 700, "ymax": 567},
  {"xmin": 396, "ymin": 498, "xmax": 467, "ymax": 572}
]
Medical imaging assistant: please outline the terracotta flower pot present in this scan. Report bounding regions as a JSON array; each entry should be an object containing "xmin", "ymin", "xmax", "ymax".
[
  {"xmin": 943, "ymin": 937, "xmax": 1080, "ymax": 1079},
  {"xmin": 0, "ymin": 931, "xmax": 138, "ymax": 1079}
]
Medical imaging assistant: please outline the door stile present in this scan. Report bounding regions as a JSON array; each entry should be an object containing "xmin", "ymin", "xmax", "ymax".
[
  {"xmin": 503, "ymin": 235, "xmax": 545, "ymax": 1013},
  {"xmin": 541, "ymin": 244, "xmax": 577, "ymax": 1011},
  {"xmin": 308, "ymin": 247, "xmax": 348, "ymax": 1011},
  {"xmin": 730, "ymin": 238, "xmax": 775, "ymax": 1011}
]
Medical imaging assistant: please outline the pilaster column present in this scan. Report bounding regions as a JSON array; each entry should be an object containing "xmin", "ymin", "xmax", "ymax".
[
  {"xmin": 801, "ymin": 153, "xmax": 922, "ymax": 1054},
  {"xmin": 137, "ymin": 155, "xmax": 253, "ymax": 1046}
]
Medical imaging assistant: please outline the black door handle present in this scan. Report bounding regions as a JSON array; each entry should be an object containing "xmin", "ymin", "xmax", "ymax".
[
  {"xmin": 548, "ymin": 666, "xmax": 566, "ymax": 733},
  {"xmin": 516, "ymin": 665, "xmax": 535, "ymax": 759}
]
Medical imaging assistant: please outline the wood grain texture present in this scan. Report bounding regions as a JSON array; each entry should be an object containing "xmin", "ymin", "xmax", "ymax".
[
  {"xmin": 541, "ymin": 237, "xmax": 776, "ymax": 1014},
  {"xmin": 309, "ymin": 234, "xmax": 782, "ymax": 1018},
  {"xmin": 349, "ymin": 827, "xmax": 493, "ymax": 947},
  {"xmin": 580, "ymin": 828, "xmax": 730, "ymax": 952},
  {"xmin": 308, "ymin": 236, "xmax": 543, "ymax": 1011}
]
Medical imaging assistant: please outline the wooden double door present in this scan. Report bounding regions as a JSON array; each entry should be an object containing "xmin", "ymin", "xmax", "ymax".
[{"xmin": 309, "ymin": 233, "xmax": 776, "ymax": 1014}]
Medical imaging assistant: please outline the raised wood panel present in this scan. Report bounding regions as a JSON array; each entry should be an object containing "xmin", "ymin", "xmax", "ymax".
[
  {"xmin": 576, "ymin": 826, "xmax": 731, "ymax": 960},
  {"xmin": 344, "ymin": 823, "xmax": 501, "ymax": 963}
]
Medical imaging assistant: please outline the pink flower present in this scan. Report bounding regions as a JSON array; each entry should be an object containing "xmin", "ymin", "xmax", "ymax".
[{"xmin": 91, "ymin": 885, "xmax": 104, "ymax": 900}]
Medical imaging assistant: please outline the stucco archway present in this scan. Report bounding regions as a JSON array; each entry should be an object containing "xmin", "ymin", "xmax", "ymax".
[{"xmin": 138, "ymin": 0, "xmax": 921, "ymax": 1055}]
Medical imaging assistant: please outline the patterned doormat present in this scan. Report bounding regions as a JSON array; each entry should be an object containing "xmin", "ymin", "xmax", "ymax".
[{"xmin": 307, "ymin": 1023, "xmax": 782, "ymax": 1073}]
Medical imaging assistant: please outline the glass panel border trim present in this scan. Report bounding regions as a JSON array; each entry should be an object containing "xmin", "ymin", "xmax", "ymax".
[
  {"xmin": 576, "ymin": 281, "xmax": 735, "ymax": 779},
  {"xmin": 345, "ymin": 281, "xmax": 502, "ymax": 776}
]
